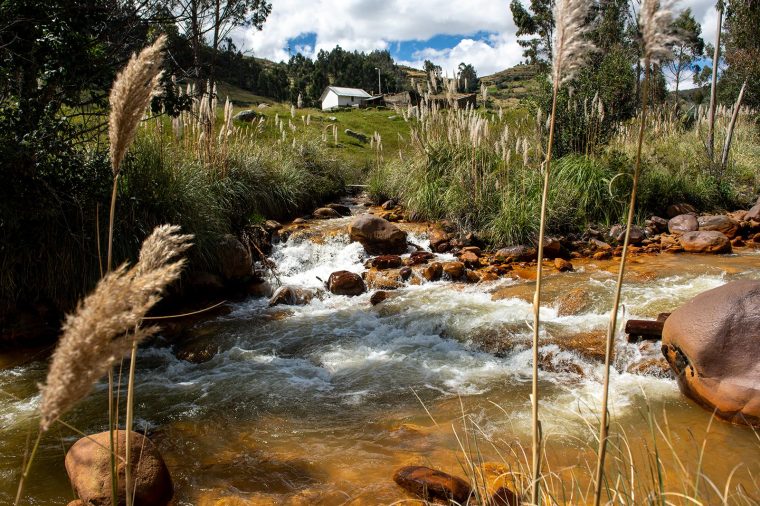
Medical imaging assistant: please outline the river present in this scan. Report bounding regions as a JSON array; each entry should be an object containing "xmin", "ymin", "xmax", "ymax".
[{"xmin": 2, "ymin": 200, "xmax": 759, "ymax": 505}]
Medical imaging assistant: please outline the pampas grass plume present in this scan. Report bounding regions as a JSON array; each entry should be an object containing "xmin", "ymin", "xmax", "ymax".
[
  {"xmin": 640, "ymin": 0, "xmax": 680, "ymax": 64},
  {"xmin": 38, "ymin": 225, "xmax": 192, "ymax": 431},
  {"xmin": 552, "ymin": 0, "xmax": 596, "ymax": 85},
  {"xmin": 109, "ymin": 35, "xmax": 166, "ymax": 175}
]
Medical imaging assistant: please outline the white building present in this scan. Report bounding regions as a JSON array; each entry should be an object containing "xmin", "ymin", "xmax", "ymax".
[{"xmin": 320, "ymin": 86, "xmax": 372, "ymax": 111}]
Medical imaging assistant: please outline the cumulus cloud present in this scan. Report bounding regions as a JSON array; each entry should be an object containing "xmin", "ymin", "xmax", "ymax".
[{"xmin": 232, "ymin": 0, "xmax": 720, "ymax": 80}]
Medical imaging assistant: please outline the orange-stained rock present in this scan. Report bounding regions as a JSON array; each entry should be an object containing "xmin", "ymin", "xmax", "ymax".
[
  {"xmin": 421, "ymin": 262, "xmax": 443, "ymax": 282},
  {"xmin": 393, "ymin": 466, "xmax": 471, "ymax": 504},
  {"xmin": 555, "ymin": 287, "xmax": 594, "ymax": 316},
  {"xmin": 554, "ymin": 258, "xmax": 573, "ymax": 272},
  {"xmin": 698, "ymin": 215, "xmax": 739, "ymax": 238},
  {"xmin": 662, "ymin": 280, "xmax": 760, "ymax": 427},
  {"xmin": 442, "ymin": 261, "xmax": 465, "ymax": 279},
  {"xmin": 679, "ymin": 231, "xmax": 732, "ymax": 254}
]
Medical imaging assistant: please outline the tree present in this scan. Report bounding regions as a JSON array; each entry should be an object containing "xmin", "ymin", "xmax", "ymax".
[
  {"xmin": 666, "ymin": 9, "xmax": 705, "ymax": 98},
  {"xmin": 509, "ymin": 0, "xmax": 554, "ymax": 65},
  {"xmin": 720, "ymin": 0, "xmax": 760, "ymax": 110},
  {"xmin": 169, "ymin": 0, "xmax": 271, "ymax": 90},
  {"xmin": 457, "ymin": 63, "xmax": 479, "ymax": 93}
]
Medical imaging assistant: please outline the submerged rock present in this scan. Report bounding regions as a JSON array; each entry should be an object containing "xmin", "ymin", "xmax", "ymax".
[
  {"xmin": 327, "ymin": 270, "xmax": 366, "ymax": 296},
  {"xmin": 393, "ymin": 466, "xmax": 471, "ymax": 504},
  {"xmin": 370, "ymin": 291, "xmax": 390, "ymax": 305},
  {"xmin": 268, "ymin": 286, "xmax": 317, "ymax": 306},
  {"xmin": 348, "ymin": 215, "xmax": 408, "ymax": 255},
  {"xmin": 66, "ymin": 430, "xmax": 173, "ymax": 506},
  {"xmin": 662, "ymin": 280, "xmax": 760, "ymax": 427},
  {"xmin": 679, "ymin": 231, "xmax": 732, "ymax": 254}
]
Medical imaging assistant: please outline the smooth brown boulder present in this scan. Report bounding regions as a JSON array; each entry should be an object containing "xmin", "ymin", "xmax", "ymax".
[
  {"xmin": 662, "ymin": 281, "xmax": 760, "ymax": 427},
  {"xmin": 348, "ymin": 215, "xmax": 408, "ymax": 255},
  {"xmin": 542, "ymin": 237, "xmax": 563, "ymax": 258},
  {"xmin": 494, "ymin": 245, "xmax": 537, "ymax": 263},
  {"xmin": 747, "ymin": 204, "xmax": 760, "ymax": 222},
  {"xmin": 370, "ymin": 291, "xmax": 390, "ymax": 305},
  {"xmin": 668, "ymin": 214, "xmax": 698, "ymax": 234},
  {"xmin": 442, "ymin": 261, "xmax": 465, "ymax": 279},
  {"xmin": 325, "ymin": 203, "xmax": 351, "ymax": 216},
  {"xmin": 698, "ymin": 215, "xmax": 739, "ymax": 238},
  {"xmin": 667, "ymin": 203, "xmax": 697, "ymax": 218},
  {"xmin": 65, "ymin": 430, "xmax": 173, "ymax": 506},
  {"xmin": 393, "ymin": 466, "xmax": 471, "ymax": 504},
  {"xmin": 459, "ymin": 250, "xmax": 480, "ymax": 267},
  {"xmin": 554, "ymin": 258, "xmax": 573, "ymax": 272},
  {"xmin": 313, "ymin": 207, "xmax": 341, "ymax": 219},
  {"xmin": 428, "ymin": 226, "xmax": 450, "ymax": 250},
  {"xmin": 421, "ymin": 262, "xmax": 443, "ymax": 282},
  {"xmin": 371, "ymin": 255, "xmax": 403, "ymax": 270},
  {"xmin": 679, "ymin": 231, "xmax": 732, "ymax": 254},
  {"xmin": 328, "ymin": 270, "xmax": 366, "ymax": 296},
  {"xmin": 409, "ymin": 251, "xmax": 435, "ymax": 265}
]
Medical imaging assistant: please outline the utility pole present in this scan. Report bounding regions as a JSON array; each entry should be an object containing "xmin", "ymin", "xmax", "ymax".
[{"xmin": 375, "ymin": 67, "xmax": 381, "ymax": 95}]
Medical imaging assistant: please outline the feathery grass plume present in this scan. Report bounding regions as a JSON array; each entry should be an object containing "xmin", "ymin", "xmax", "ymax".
[
  {"xmin": 592, "ymin": 1, "xmax": 679, "ymax": 504},
  {"xmin": 38, "ymin": 225, "xmax": 192, "ymax": 432},
  {"xmin": 108, "ymin": 35, "xmax": 166, "ymax": 176},
  {"xmin": 551, "ymin": 0, "xmax": 596, "ymax": 85},
  {"xmin": 529, "ymin": 0, "xmax": 595, "ymax": 502}
]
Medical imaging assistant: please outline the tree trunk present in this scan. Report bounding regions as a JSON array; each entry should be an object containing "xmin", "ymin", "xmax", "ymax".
[
  {"xmin": 720, "ymin": 79, "xmax": 748, "ymax": 173},
  {"xmin": 707, "ymin": 3, "xmax": 723, "ymax": 163},
  {"xmin": 208, "ymin": 0, "xmax": 221, "ymax": 98}
]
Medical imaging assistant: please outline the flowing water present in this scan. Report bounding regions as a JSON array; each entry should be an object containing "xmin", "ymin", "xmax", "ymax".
[{"xmin": 2, "ymin": 203, "xmax": 760, "ymax": 505}]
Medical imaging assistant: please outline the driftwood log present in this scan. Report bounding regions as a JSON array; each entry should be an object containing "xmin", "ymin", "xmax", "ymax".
[{"xmin": 625, "ymin": 313, "xmax": 670, "ymax": 342}]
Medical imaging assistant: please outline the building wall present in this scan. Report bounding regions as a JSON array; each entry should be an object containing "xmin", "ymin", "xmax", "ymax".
[{"xmin": 322, "ymin": 91, "xmax": 363, "ymax": 110}]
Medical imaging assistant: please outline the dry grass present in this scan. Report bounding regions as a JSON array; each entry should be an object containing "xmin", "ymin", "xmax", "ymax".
[{"xmin": 38, "ymin": 225, "xmax": 191, "ymax": 432}]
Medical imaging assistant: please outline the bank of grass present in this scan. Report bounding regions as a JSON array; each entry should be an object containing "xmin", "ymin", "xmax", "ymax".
[
  {"xmin": 0, "ymin": 113, "xmax": 349, "ymax": 317},
  {"xmin": 369, "ymin": 104, "xmax": 759, "ymax": 246}
]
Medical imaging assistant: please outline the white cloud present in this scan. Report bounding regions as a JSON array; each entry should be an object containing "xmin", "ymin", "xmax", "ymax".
[{"xmin": 232, "ymin": 0, "xmax": 722, "ymax": 80}]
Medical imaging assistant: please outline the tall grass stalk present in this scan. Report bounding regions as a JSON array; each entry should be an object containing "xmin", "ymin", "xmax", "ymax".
[
  {"xmin": 593, "ymin": 0, "xmax": 678, "ymax": 502},
  {"xmin": 530, "ymin": 0, "xmax": 594, "ymax": 501},
  {"xmin": 106, "ymin": 35, "xmax": 166, "ymax": 506}
]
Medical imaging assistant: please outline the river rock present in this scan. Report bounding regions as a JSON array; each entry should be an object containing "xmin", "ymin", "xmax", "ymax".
[
  {"xmin": 399, "ymin": 266, "xmax": 413, "ymax": 280},
  {"xmin": 217, "ymin": 234, "xmax": 252, "ymax": 280},
  {"xmin": 421, "ymin": 262, "xmax": 443, "ymax": 282},
  {"xmin": 556, "ymin": 287, "xmax": 594, "ymax": 316},
  {"xmin": 328, "ymin": 270, "xmax": 366, "ymax": 296},
  {"xmin": 313, "ymin": 207, "xmax": 341, "ymax": 219},
  {"xmin": 393, "ymin": 466, "xmax": 471, "ymax": 504},
  {"xmin": 610, "ymin": 224, "xmax": 646, "ymax": 244},
  {"xmin": 698, "ymin": 215, "xmax": 739, "ymax": 238},
  {"xmin": 661, "ymin": 280, "xmax": 760, "ymax": 426},
  {"xmin": 494, "ymin": 245, "xmax": 537, "ymax": 263},
  {"xmin": 746, "ymin": 204, "xmax": 760, "ymax": 222},
  {"xmin": 589, "ymin": 238, "xmax": 612, "ymax": 251},
  {"xmin": 348, "ymin": 215, "xmax": 408, "ymax": 255},
  {"xmin": 65, "ymin": 430, "xmax": 173, "ymax": 506},
  {"xmin": 408, "ymin": 251, "xmax": 435, "ymax": 265},
  {"xmin": 442, "ymin": 261, "xmax": 465, "ymax": 279},
  {"xmin": 668, "ymin": 214, "xmax": 699, "ymax": 234},
  {"xmin": 667, "ymin": 203, "xmax": 697, "ymax": 218},
  {"xmin": 679, "ymin": 231, "xmax": 732, "ymax": 254},
  {"xmin": 381, "ymin": 199, "xmax": 396, "ymax": 210},
  {"xmin": 371, "ymin": 255, "xmax": 403, "ymax": 270},
  {"xmin": 174, "ymin": 340, "xmax": 218, "ymax": 364},
  {"xmin": 647, "ymin": 216, "xmax": 669, "ymax": 234},
  {"xmin": 459, "ymin": 251, "xmax": 480, "ymax": 268},
  {"xmin": 364, "ymin": 269, "xmax": 404, "ymax": 290},
  {"xmin": 325, "ymin": 203, "xmax": 351, "ymax": 216},
  {"xmin": 554, "ymin": 258, "xmax": 573, "ymax": 272},
  {"xmin": 370, "ymin": 291, "xmax": 390, "ymax": 305},
  {"xmin": 428, "ymin": 226, "xmax": 450, "ymax": 251},
  {"xmin": 269, "ymin": 286, "xmax": 316, "ymax": 306},
  {"xmin": 263, "ymin": 220, "xmax": 282, "ymax": 232},
  {"xmin": 543, "ymin": 237, "xmax": 563, "ymax": 258}
]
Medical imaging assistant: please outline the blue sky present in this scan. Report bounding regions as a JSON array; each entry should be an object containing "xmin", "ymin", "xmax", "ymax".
[{"xmin": 233, "ymin": 0, "xmax": 721, "ymax": 86}]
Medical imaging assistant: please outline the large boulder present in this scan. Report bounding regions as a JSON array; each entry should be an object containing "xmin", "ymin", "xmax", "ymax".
[
  {"xmin": 679, "ymin": 231, "xmax": 732, "ymax": 254},
  {"xmin": 327, "ymin": 270, "xmax": 366, "ymax": 296},
  {"xmin": 348, "ymin": 215, "xmax": 408, "ymax": 255},
  {"xmin": 698, "ymin": 215, "xmax": 739, "ymax": 238},
  {"xmin": 313, "ymin": 207, "xmax": 341, "ymax": 219},
  {"xmin": 662, "ymin": 281, "xmax": 760, "ymax": 427},
  {"xmin": 746, "ymin": 204, "xmax": 760, "ymax": 222},
  {"xmin": 65, "ymin": 430, "xmax": 173, "ymax": 506},
  {"xmin": 668, "ymin": 214, "xmax": 698, "ymax": 234},
  {"xmin": 217, "ymin": 234, "xmax": 252, "ymax": 280},
  {"xmin": 393, "ymin": 466, "xmax": 471, "ymax": 504}
]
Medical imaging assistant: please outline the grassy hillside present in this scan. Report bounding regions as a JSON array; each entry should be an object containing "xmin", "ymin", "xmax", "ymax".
[{"xmin": 481, "ymin": 63, "xmax": 542, "ymax": 107}]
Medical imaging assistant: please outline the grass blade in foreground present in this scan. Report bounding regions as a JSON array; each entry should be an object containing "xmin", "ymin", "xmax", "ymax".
[
  {"xmin": 592, "ymin": 0, "xmax": 680, "ymax": 503},
  {"xmin": 529, "ymin": 0, "xmax": 595, "ymax": 502}
]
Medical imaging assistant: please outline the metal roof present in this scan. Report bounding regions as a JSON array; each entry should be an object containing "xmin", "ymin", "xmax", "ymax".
[{"xmin": 322, "ymin": 86, "xmax": 372, "ymax": 99}]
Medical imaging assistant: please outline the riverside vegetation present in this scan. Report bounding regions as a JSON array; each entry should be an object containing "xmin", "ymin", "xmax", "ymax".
[{"xmin": 3, "ymin": 0, "xmax": 760, "ymax": 505}]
